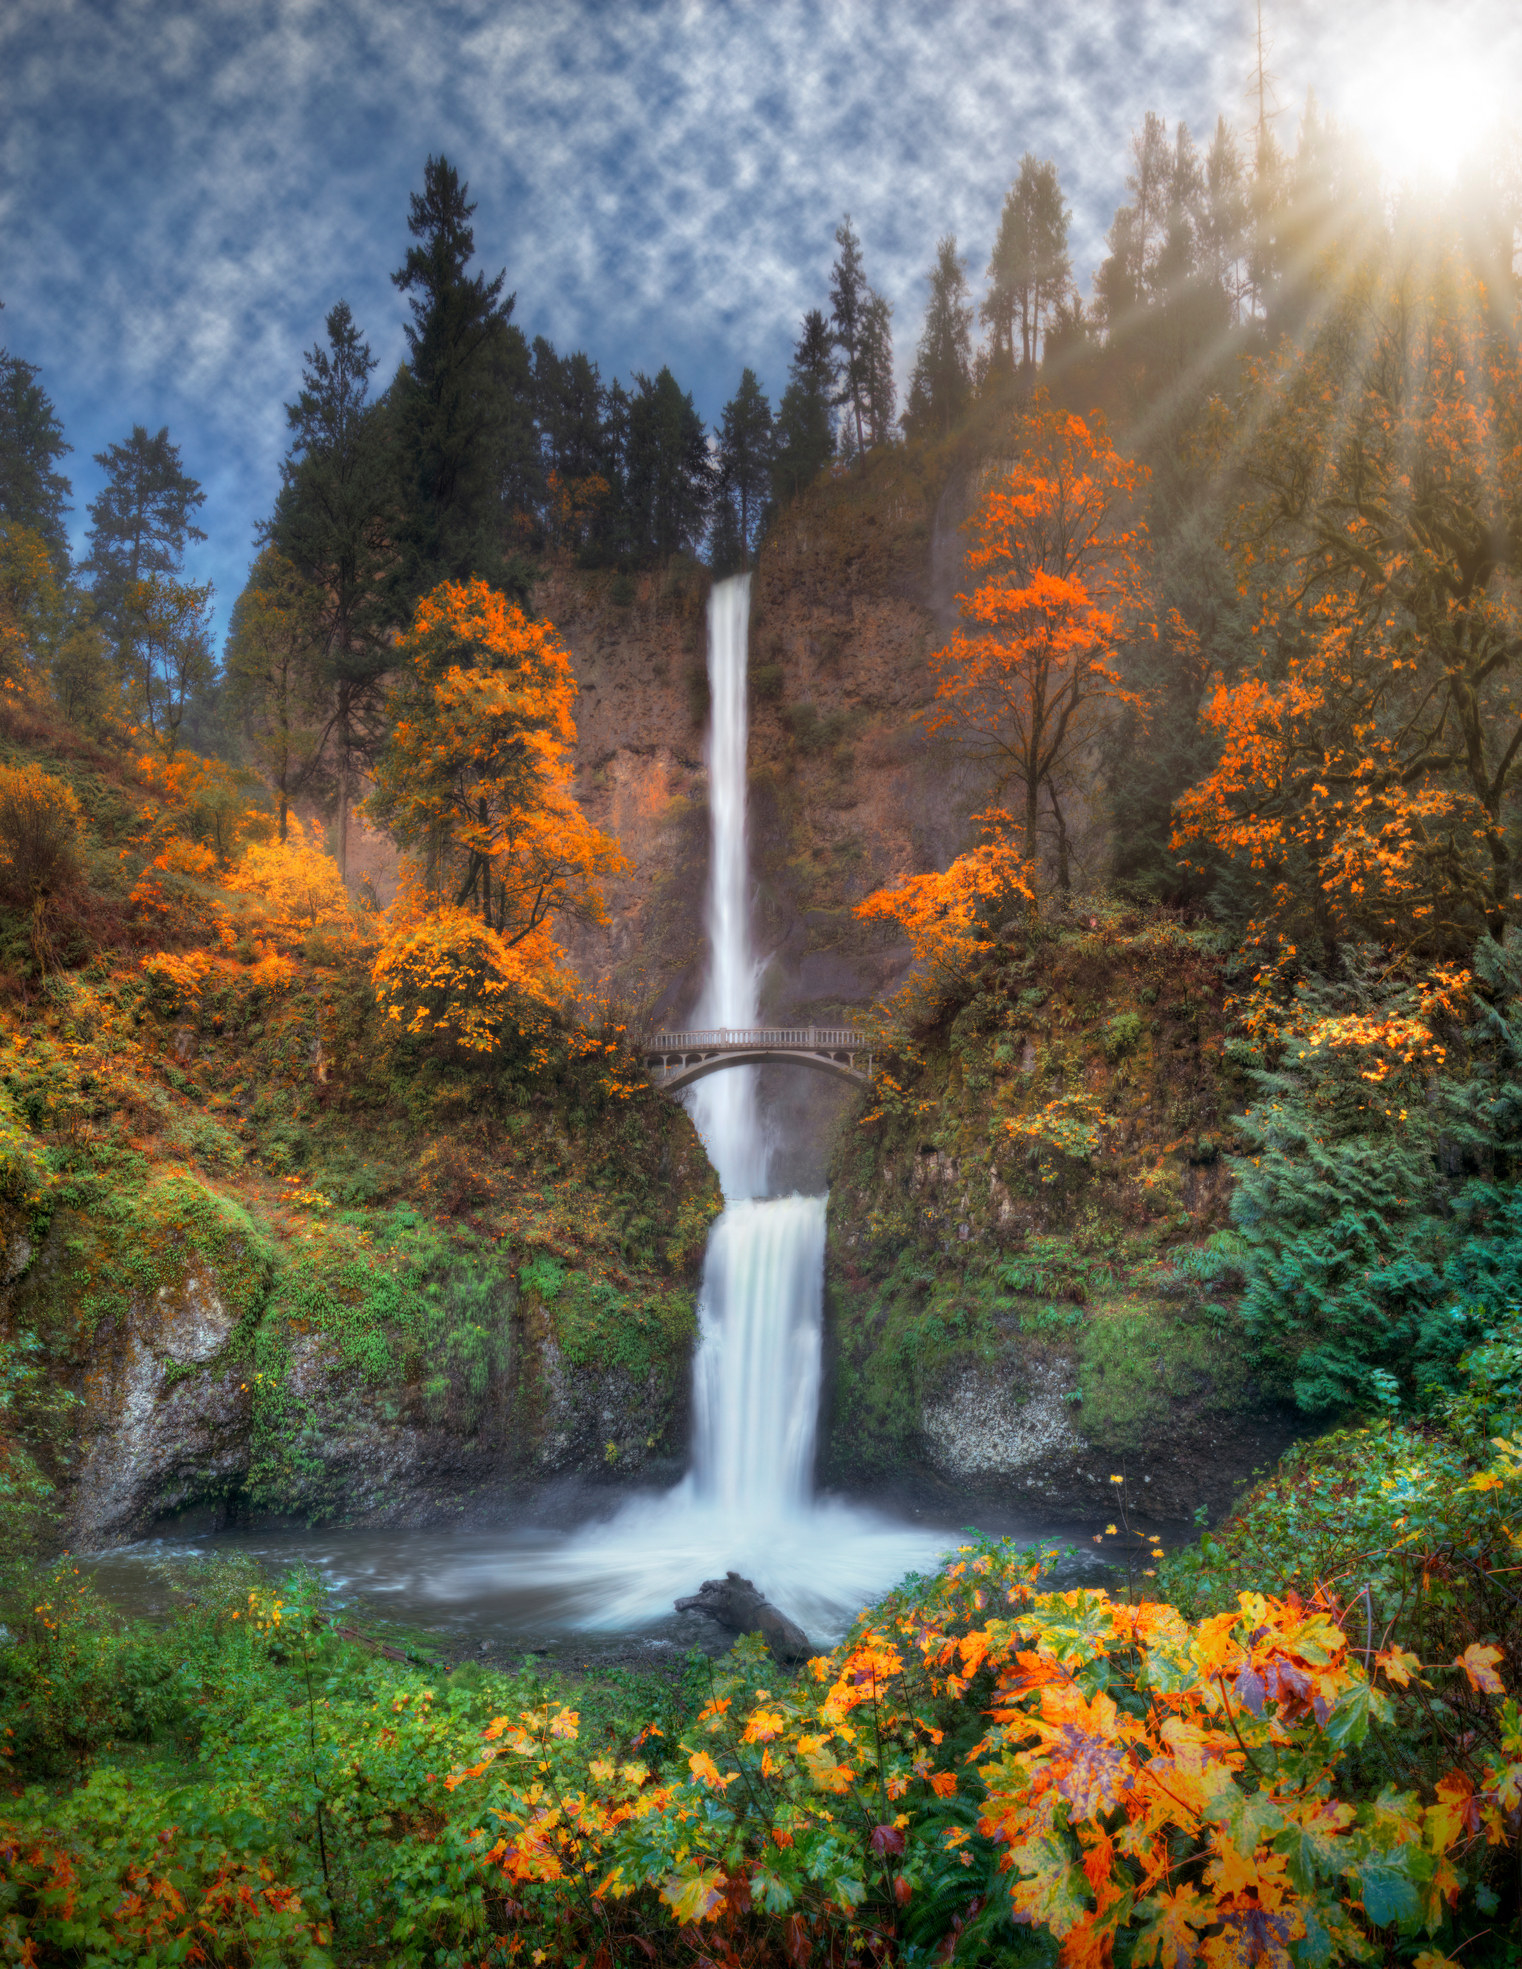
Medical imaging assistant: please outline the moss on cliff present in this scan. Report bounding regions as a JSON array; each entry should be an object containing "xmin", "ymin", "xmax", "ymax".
[
  {"xmin": 0, "ymin": 724, "xmax": 721, "ymax": 1538},
  {"xmin": 822, "ymin": 906, "xmax": 1291, "ymax": 1517}
]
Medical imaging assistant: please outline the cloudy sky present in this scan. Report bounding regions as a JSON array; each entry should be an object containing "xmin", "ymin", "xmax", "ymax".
[{"xmin": 1, "ymin": 0, "xmax": 1516, "ymax": 632}]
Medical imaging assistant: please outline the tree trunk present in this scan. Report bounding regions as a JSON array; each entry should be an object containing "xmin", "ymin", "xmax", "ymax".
[
  {"xmin": 1024, "ymin": 771, "xmax": 1041, "ymax": 869},
  {"xmin": 336, "ymin": 685, "xmax": 350, "ymax": 883},
  {"xmin": 1050, "ymin": 786, "xmax": 1071, "ymax": 895}
]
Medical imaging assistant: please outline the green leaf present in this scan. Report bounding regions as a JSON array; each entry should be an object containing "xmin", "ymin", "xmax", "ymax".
[
  {"xmin": 1354, "ymin": 1857, "xmax": 1421, "ymax": 1930},
  {"xmin": 1323, "ymin": 1679, "xmax": 1389, "ymax": 1747}
]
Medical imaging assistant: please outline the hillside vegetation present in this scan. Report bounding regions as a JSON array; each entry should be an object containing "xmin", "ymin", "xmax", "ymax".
[{"xmin": 0, "ymin": 698, "xmax": 718, "ymax": 1549}]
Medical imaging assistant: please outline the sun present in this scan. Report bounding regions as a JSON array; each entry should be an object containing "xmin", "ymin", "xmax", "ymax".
[{"xmin": 1338, "ymin": 31, "xmax": 1512, "ymax": 186}]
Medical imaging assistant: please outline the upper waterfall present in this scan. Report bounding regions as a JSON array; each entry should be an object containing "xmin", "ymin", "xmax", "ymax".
[{"xmin": 686, "ymin": 574, "xmax": 768, "ymax": 1201}]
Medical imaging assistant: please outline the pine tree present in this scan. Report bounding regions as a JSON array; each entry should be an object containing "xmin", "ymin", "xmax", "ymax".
[
  {"xmin": 981, "ymin": 156, "xmax": 1072, "ymax": 374},
  {"xmin": 390, "ymin": 154, "xmax": 535, "ymax": 602},
  {"xmin": 622, "ymin": 368, "xmax": 712, "ymax": 563},
  {"xmin": 770, "ymin": 310, "xmax": 836, "ymax": 507},
  {"xmin": 533, "ymin": 339, "xmax": 608, "ymax": 553},
  {"xmin": 904, "ymin": 236, "xmax": 972, "ymax": 440},
  {"xmin": 1200, "ymin": 117, "xmax": 1250, "ymax": 323},
  {"xmin": 714, "ymin": 368, "xmax": 773, "ymax": 566},
  {"xmin": 829, "ymin": 216, "xmax": 873, "ymax": 460},
  {"xmin": 82, "ymin": 425, "xmax": 205, "ymax": 675},
  {"xmin": 0, "ymin": 344, "xmax": 72, "ymax": 570},
  {"xmin": 860, "ymin": 291, "xmax": 896, "ymax": 450},
  {"xmin": 1127, "ymin": 110, "xmax": 1172, "ymax": 296},
  {"xmin": 267, "ymin": 300, "xmax": 392, "ymax": 874}
]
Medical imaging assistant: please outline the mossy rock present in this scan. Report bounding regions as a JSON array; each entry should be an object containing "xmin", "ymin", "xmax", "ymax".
[{"xmin": 1076, "ymin": 1308, "xmax": 1247, "ymax": 1454}]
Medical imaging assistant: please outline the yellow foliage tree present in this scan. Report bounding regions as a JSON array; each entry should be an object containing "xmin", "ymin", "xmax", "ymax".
[
  {"xmin": 371, "ymin": 906, "xmax": 571, "ymax": 1059},
  {"xmin": 926, "ymin": 395, "xmax": 1150, "ymax": 887},
  {"xmin": 0, "ymin": 523, "xmax": 64, "ymax": 698},
  {"xmin": 233, "ymin": 815, "xmax": 353, "ymax": 949}
]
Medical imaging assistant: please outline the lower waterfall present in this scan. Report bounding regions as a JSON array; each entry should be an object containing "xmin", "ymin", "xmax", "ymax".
[{"xmin": 488, "ymin": 573, "xmax": 945, "ymax": 1639}]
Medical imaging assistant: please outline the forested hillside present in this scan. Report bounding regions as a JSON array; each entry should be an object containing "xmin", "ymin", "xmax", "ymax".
[{"xmin": 1, "ymin": 69, "xmax": 1521, "ymax": 1969}]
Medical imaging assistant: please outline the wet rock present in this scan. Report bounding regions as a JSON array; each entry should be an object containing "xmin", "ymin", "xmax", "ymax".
[
  {"xmin": 71, "ymin": 1269, "xmax": 251, "ymax": 1542},
  {"xmin": 923, "ymin": 1359, "xmax": 1079, "ymax": 1478},
  {"xmin": 675, "ymin": 1571, "xmax": 814, "ymax": 1663}
]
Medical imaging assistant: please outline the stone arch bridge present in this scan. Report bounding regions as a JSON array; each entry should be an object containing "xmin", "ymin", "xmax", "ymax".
[{"xmin": 640, "ymin": 1026, "xmax": 872, "ymax": 1092}]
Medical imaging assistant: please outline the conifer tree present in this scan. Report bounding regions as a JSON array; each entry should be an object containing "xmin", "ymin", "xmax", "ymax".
[
  {"xmin": 1199, "ymin": 118, "xmax": 1251, "ymax": 322},
  {"xmin": 713, "ymin": 368, "xmax": 773, "ymax": 566},
  {"xmin": 267, "ymin": 300, "xmax": 392, "ymax": 874},
  {"xmin": 830, "ymin": 215, "xmax": 878, "ymax": 460},
  {"xmin": 82, "ymin": 425, "xmax": 206, "ymax": 676},
  {"xmin": 981, "ymin": 156, "xmax": 1072, "ymax": 373},
  {"xmin": 860, "ymin": 292, "xmax": 896, "ymax": 451},
  {"xmin": 904, "ymin": 236, "xmax": 972, "ymax": 439},
  {"xmin": 533, "ymin": 339, "xmax": 608, "ymax": 552},
  {"xmin": 0, "ymin": 342, "xmax": 72, "ymax": 570},
  {"xmin": 622, "ymin": 368, "xmax": 711, "ymax": 562},
  {"xmin": 390, "ymin": 155, "xmax": 535, "ymax": 602},
  {"xmin": 770, "ymin": 310, "xmax": 836, "ymax": 506}
]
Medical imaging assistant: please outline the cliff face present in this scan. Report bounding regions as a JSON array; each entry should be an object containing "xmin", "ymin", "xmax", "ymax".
[
  {"xmin": 0, "ymin": 932, "xmax": 718, "ymax": 1548},
  {"xmin": 554, "ymin": 455, "xmax": 978, "ymax": 1032},
  {"xmin": 540, "ymin": 469, "xmax": 1291, "ymax": 1531},
  {"xmin": 817, "ymin": 914, "xmax": 1298, "ymax": 1524}
]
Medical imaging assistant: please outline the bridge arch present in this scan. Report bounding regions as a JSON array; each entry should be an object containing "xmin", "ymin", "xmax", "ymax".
[
  {"xmin": 639, "ymin": 1026, "xmax": 872, "ymax": 1094},
  {"xmin": 648, "ymin": 1046, "xmax": 870, "ymax": 1092}
]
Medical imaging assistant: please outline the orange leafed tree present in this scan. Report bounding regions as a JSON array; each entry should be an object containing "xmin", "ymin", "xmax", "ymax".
[
  {"xmin": 1175, "ymin": 250, "xmax": 1522, "ymax": 958},
  {"xmin": 927, "ymin": 394, "xmax": 1151, "ymax": 887},
  {"xmin": 368, "ymin": 579, "xmax": 627, "ymax": 947},
  {"xmin": 855, "ymin": 808, "xmax": 1034, "ymax": 988}
]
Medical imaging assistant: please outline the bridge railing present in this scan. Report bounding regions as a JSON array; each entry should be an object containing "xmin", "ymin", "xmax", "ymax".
[{"xmin": 642, "ymin": 1026, "xmax": 864, "ymax": 1051}]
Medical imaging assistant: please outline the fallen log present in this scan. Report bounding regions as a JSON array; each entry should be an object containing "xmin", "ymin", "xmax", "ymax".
[{"xmin": 675, "ymin": 1572, "xmax": 813, "ymax": 1663}]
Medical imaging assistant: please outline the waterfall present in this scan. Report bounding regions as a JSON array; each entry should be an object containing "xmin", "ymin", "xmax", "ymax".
[
  {"xmin": 477, "ymin": 573, "xmax": 946, "ymax": 1640},
  {"xmin": 686, "ymin": 575, "xmax": 767, "ymax": 1202},
  {"xmin": 684, "ymin": 575, "xmax": 823, "ymax": 1521}
]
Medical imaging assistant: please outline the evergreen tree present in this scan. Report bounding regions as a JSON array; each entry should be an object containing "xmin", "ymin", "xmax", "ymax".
[
  {"xmin": 770, "ymin": 310, "xmax": 836, "ymax": 507},
  {"xmin": 714, "ymin": 368, "xmax": 773, "ymax": 565},
  {"xmin": 81, "ymin": 425, "xmax": 205, "ymax": 674},
  {"xmin": 266, "ymin": 300, "xmax": 392, "ymax": 875},
  {"xmin": 0, "ymin": 344, "xmax": 72, "ymax": 569},
  {"xmin": 860, "ymin": 291, "xmax": 896, "ymax": 450},
  {"xmin": 596, "ymin": 378, "xmax": 635, "ymax": 565},
  {"xmin": 622, "ymin": 368, "xmax": 711, "ymax": 563},
  {"xmin": 904, "ymin": 235, "xmax": 972, "ymax": 439},
  {"xmin": 981, "ymin": 155, "xmax": 1072, "ymax": 373},
  {"xmin": 829, "ymin": 216, "xmax": 874, "ymax": 461},
  {"xmin": 1199, "ymin": 117, "xmax": 1251, "ymax": 324},
  {"xmin": 390, "ymin": 154, "xmax": 535, "ymax": 601},
  {"xmin": 1156, "ymin": 122, "xmax": 1204, "ymax": 296},
  {"xmin": 533, "ymin": 339, "xmax": 608, "ymax": 552}
]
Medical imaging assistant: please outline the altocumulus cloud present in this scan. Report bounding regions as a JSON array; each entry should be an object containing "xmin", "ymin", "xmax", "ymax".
[{"xmin": 0, "ymin": 0, "xmax": 1510, "ymax": 624}]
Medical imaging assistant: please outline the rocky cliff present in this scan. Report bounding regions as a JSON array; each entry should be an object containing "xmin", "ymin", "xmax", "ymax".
[
  {"xmin": 817, "ymin": 909, "xmax": 1299, "ymax": 1525},
  {"xmin": 0, "ymin": 923, "xmax": 718, "ymax": 1547}
]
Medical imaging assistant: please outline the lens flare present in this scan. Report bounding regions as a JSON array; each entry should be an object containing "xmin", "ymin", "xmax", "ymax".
[{"xmin": 1340, "ymin": 32, "xmax": 1510, "ymax": 186}]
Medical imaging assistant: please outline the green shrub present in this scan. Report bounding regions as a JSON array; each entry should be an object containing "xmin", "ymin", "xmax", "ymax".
[
  {"xmin": 1102, "ymin": 1009, "xmax": 1143, "ymax": 1060},
  {"xmin": 1232, "ymin": 941, "xmax": 1522, "ymax": 1411}
]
